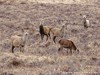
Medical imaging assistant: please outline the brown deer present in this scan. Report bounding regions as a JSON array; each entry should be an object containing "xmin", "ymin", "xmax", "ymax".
[
  {"xmin": 58, "ymin": 39, "xmax": 79, "ymax": 54},
  {"xmin": 39, "ymin": 24, "xmax": 52, "ymax": 41}
]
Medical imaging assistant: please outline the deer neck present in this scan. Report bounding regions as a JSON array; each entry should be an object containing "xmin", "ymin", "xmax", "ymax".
[
  {"xmin": 60, "ymin": 26, "xmax": 65, "ymax": 38},
  {"xmin": 22, "ymin": 33, "xmax": 28, "ymax": 43},
  {"xmin": 61, "ymin": 26, "xmax": 64, "ymax": 31}
]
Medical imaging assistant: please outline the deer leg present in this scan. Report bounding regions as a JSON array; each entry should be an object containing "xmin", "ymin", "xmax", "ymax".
[
  {"xmin": 67, "ymin": 49, "xmax": 69, "ymax": 54},
  {"xmin": 11, "ymin": 45, "xmax": 15, "ymax": 53},
  {"xmin": 70, "ymin": 49, "xmax": 72, "ymax": 54},
  {"xmin": 67, "ymin": 48, "xmax": 70, "ymax": 54},
  {"xmin": 58, "ymin": 48, "xmax": 61, "ymax": 51},
  {"xmin": 77, "ymin": 49, "xmax": 79, "ymax": 54},
  {"xmin": 46, "ymin": 35, "xmax": 48, "ymax": 41},
  {"xmin": 53, "ymin": 36, "xmax": 56, "ymax": 43},
  {"xmin": 41, "ymin": 34, "xmax": 44, "ymax": 41},
  {"xmin": 22, "ymin": 46, "xmax": 24, "ymax": 52},
  {"xmin": 40, "ymin": 34, "xmax": 42, "ymax": 40},
  {"xmin": 69, "ymin": 47, "xmax": 72, "ymax": 54},
  {"xmin": 84, "ymin": 22, "xmax": 88, "ymax": 28},
  {"xmin": 84, "ymin": 25, "xmax": 88, "ymax": 28},
  {"xmin": 20, "ymin": 45, "xmax": 24, "ymax": 52},
  {"xmin": 48, "ymin": 33, "xmax": 51, "ymax": 39},
  {"xmin": 58, "ymin": 46, "xmax": 63, "ymax": 51}
]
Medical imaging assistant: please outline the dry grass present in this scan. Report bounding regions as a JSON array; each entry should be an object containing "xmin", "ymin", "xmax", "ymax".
[{"xmin": 0, "ymin": 0, "xmax": 100, "ymax": 75}]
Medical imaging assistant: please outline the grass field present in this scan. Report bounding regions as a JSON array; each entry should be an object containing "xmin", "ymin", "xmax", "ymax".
[{"xmin": 0, "ymin": 0, "xmax": 100, "ymax": 75}]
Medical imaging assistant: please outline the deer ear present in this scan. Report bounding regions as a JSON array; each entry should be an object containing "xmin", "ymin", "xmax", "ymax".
[{"xmin": 80, "ymin": 14, "xmax": 82, "ymax": 16}]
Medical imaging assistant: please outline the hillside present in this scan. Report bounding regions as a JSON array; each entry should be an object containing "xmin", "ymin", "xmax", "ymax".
[{"xmin": 0, "ymin": 0, "xmax": 100, "ymax": 75}]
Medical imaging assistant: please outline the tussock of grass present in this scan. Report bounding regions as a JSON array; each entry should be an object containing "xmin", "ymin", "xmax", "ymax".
[{"xmin": 0, "ymin": 52, "xmax": 55, "ymax": 68}]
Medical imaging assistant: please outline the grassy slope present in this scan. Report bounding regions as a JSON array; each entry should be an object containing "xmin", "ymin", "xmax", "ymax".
[{"xmin": 0, "ymin": 1, "xmax": 100, "ymax": 75}]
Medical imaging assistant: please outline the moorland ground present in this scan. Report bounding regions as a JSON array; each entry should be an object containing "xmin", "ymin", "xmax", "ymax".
[{"xmin": 0, "ymin": 0, "xmax": 100, "ymax": 75}]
